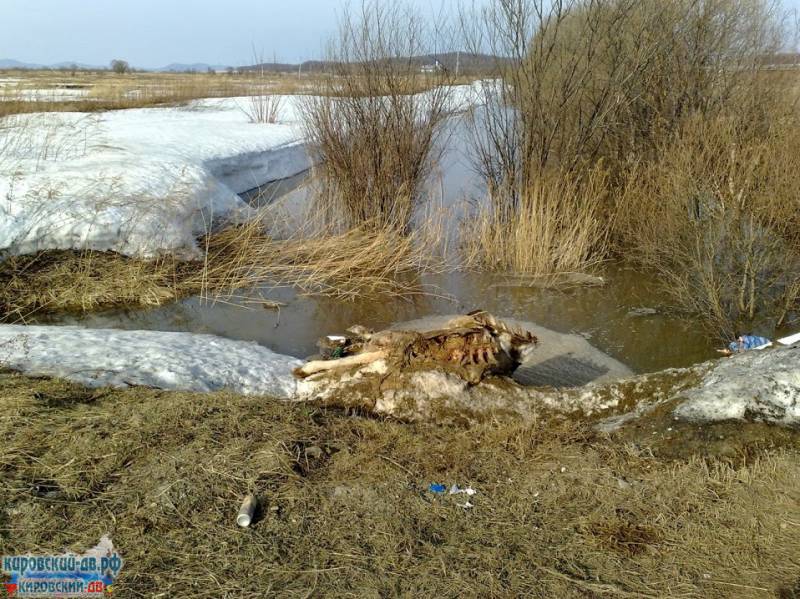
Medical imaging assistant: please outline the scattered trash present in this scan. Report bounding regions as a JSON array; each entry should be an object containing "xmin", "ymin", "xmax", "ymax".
[
  {"xmin": 304, "ymin": 445, "xmax": 323, "ymax": 460},
  {"xmin": 449, "ymin": 484, "xmax": 476, "ymax": 496},
  {"xmin": 237, "ymin": 494, "xmax": 257, "ymax": 528},
  {"xmin": 429, "ymin": 483, "xmax": 478, "ymax": 510},
  {"xmin": 560, "ymin": 466, "xmax": 566, "ymax": 473},
  {"xmin": 718, "ymin": 335, "xmax": 772, "ymax": 355},
  {"xmin": 778, "ymin": 332, "xmax": 800, "ymax": 346},
  {"xmin": 627, "ymin": 307, "xmax": 658, "ymax": 317}
]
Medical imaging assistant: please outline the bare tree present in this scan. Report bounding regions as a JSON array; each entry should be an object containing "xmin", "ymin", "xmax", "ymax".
[
  {"xmin": 110, "ymin": 59, "xmax": 130, "ymax": 75},
  {"xmin": 462, "ymin": 0, "xmax": 784, "ymax": 215},
  {"xmin": 301, "ymin": 1, "xmax": 457, "ymax": 232}
]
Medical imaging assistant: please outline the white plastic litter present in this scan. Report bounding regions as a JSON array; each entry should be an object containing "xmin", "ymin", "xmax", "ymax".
[{"xmin": 237, "ymin": 494, "xmax": 257, "ymax": 528}]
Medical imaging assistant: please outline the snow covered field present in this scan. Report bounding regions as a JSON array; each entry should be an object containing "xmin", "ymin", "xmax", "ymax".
[
  {"xmin": 0, "ymin": 97, "xmax": 310, "ymax": 257},
  {"xmin": 0, "ymin": 87, "xmax": 90, "ymax": 101}
]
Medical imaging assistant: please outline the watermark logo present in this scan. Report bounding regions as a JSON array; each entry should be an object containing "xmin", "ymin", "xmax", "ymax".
[{"xmin": 2, "ymin": 536, "xmax": 122, "ymax": 597}]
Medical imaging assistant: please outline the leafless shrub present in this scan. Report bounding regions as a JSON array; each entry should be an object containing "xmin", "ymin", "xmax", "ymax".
[
  {"xmin": 241, "ymin": 91, "xmax": 283, "ymax": 124},
  {"xmin": 464, "ymin": 0, "xmax": 784, "ymax": 190},
  {"xmin": 458, "ymin": 0, "xmax": 794, "ymax": 304},
  {"xmin": 239, "ymin": 49, "xmax": 285, "ymax": 124},
  {"xmin": 301, "ymin": 1, "xmax": 456, "ymax": 232},
  {"xmin": 616, "ymin": 114, "xmax": 800, "ymax": 338}
]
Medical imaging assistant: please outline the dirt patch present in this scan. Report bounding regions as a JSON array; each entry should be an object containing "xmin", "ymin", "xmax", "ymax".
[{"xmin": 1, "ymin": 370, "xmax": 800, "ymax": 597}]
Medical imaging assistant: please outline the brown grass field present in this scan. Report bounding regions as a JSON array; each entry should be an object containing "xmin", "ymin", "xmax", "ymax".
[
  {"xmin": 0, "ymin": 68, "xmax": 478, "ymax": 118},
  {"xmin": 0, "ymin": 69, "xmax": 322, "ymax": 117},
  {"xmin": 1, "ymin": 370, "xmax": 799, "ymax": 597}
]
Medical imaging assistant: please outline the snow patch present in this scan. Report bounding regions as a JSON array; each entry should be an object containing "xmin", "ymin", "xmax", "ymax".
[
  {"xmin": 0, "ymin": 98, "xmax": 310, "ymax": 257},
  {"xmin": 0, "ymin": 84, "xmax": 482, "ymax": 258},
  {"xmin": 674, "ymin": 346, "xmax": 800, "ymax": 426},
  {"xmin": 0, "ymin": 325, "xmax": 301, "ymax": 398}
]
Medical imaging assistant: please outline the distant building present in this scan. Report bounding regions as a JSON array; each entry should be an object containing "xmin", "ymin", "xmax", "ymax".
[{"xmin": 420, "ymin": 60, "xmax": 443, "ymax": 74}]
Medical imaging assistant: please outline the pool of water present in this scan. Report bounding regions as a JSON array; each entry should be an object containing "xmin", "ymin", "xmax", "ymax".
[
  {"xmin": 42, "ymin": 114, "xmax": 754, "ymax": 374},
  {"xmin": 47, "ymin": 265, "xmax": 719, "ymax": 374}
]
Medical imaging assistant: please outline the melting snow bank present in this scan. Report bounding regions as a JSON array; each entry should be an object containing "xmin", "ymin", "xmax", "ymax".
[
  {"xmin": 0, "ymin": 98, "xmax": 310, "ymax": 258},
  {"xmin": 674, "ymin": 345, "xmax": 800, "ymax": 426},
  {"xmin": 1, "ymin": 320, "xmax": 796, "ymax": 429},
  {"xmin": 298, "ymin": 346, "xmax": 800, "ymax": 428},
  {"xmin": 0, "ymin": 325, "xmax": 301, "ymax": 398},
  {"xmin": 298, "ymin": 318, "xmax": 800, "ymax": 428}
]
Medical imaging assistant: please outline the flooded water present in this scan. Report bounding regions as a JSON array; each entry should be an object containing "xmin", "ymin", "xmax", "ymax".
[
  {"xmin": 48, "ymin": 266, "xmax": 718, "ymax": 374},
  {"xmin": 46, "ymin": 114, "xmax": 733, "ymax": 374}
]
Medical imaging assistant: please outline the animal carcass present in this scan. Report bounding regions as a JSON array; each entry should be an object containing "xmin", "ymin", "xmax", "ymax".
[{"xmin": 293, "ymin": 310, "xmax": 537, "ymax": 384}]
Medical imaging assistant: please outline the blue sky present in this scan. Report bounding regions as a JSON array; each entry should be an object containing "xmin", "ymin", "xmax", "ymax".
[
  {"xmin": 0, "ymin": 0, "xmax": 458, "ymax": 68},
  {"xmin": 1, "ymin": 0, "xmax": 798, "ymax": 68}
]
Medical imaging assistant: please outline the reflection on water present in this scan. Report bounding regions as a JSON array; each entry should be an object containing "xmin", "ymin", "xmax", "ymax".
[
  {"xmin": 47, "ymin": 266, "xmax": 719, "ymax": 374},
  {"xmin": 239, "ymin": 169, "xmax": 311, "ymax": 208}
]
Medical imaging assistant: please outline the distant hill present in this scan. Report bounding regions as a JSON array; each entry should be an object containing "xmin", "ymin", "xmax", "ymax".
[
  {"xmin": 0, "ymin": 58, "xmax": 236, "ymax": 73},
  {"xmin": 0, "ymin": 58, "xmax": 104, "ymax": 70},
  {"xmin": 0, "ymin": 58, "xmax": 44, "ymax": 69},
  {"xmin": 0, "ymin": 52, "xmax": 507, "ymax": 75}
]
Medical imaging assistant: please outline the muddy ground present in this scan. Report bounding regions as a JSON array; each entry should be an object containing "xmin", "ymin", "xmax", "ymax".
[{"xmin": 1, "ymin": 369, "xmax": 800, "ymax": 598}]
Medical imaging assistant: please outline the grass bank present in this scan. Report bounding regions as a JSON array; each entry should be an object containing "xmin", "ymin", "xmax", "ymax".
[
  {"xmin": 0, "ymin": 224, "xmax": 438, "ymax": 322},
  {"xmin": 1, "ymin": 370, "xmax": 799, "ymax": 597}
]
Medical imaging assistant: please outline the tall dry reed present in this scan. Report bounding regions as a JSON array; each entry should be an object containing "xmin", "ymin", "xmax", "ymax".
[
  {"xmin": 463, "ymin": 167, "xmax": 609, "ymax": 282},
  {"xmin": 0, "ymin": 218, "xmax": 444, "ymax": 322},
  {"xmin": 615, "ymin": 113, "xmax": 800, "ymax": 338},
  {"xmin": 458, "ymin": 0, "xmax": 792, "ymax": 303}
]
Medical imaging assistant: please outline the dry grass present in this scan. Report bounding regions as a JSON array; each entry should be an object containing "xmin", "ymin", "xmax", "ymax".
[
  {"xmin": 0, "ymin": 70, "xmax": 324, "ymax": 117},
  {"xmin": 458, "ymin": 0, "xmax": 799, "ymax": 325},
  {"xmin": 240, "ymin": 92, "xmax": 284, "ymax": 124},
  {"xmin": 0, "ymin": 223, "xmax": 442, "ymax": 322},
  {"xmin": 1, "ymin": 370, "xmax": 799, "ymax": 597},
  {"xmin": 0, "ymin": 68, "xmax": 479, "ymax": 119},
  {"xmin": 462, "ymin": 167, "xmax": 610, "ymax": 282}
]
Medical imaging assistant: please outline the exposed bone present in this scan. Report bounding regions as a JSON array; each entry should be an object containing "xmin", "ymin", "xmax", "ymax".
[
  {"xmin": 294, "ymin": 350, "xmax": 388, "ymax": 378},
  {"xmin": 346, "ymin": 325, "xmax": 374, "ymax": 340},
  {"xmin": 294, "ymin": 311, "xmax": 538, "ymax": 385}
]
